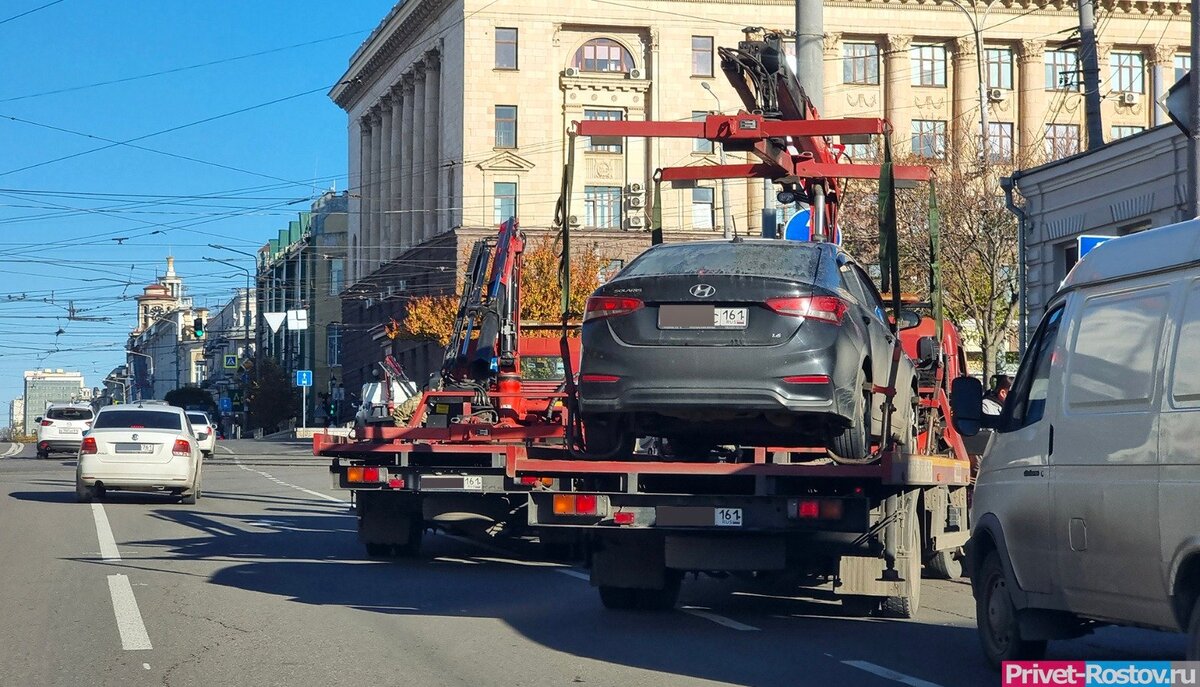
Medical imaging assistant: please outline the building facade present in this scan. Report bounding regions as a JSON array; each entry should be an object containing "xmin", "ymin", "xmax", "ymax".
[
  {"xmin": 201, "ymin": 287, "xmax": 257, "ymax": 428},
  {"xmin": 9, "ymin": 398, "xmax": 24, "ymax": 436},
  {"xmin": 22, "ymin": 369, "xmax": 85, "ymax": 430},
  {"xmin": 256, "ymin": 191, "xmax": 348, "ymax": 424},
  {"xmin": 127, "ymin": 257, "xmax": 209, "ymax": 400}
]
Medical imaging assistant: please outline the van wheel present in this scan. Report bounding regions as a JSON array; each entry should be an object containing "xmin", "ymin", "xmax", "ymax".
[
  {"xmin": 977, "ymin": 551, "xmax": 1047, "ymax": 668},
  {"xmin": 927, "ymin": 549, "xmax": 963, "ymax": 580},
  {"xmin": 829, "ymin": 370, "xmax": 870, "ymax": 463}
]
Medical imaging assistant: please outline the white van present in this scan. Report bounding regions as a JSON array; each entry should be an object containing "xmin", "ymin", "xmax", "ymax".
[{"xmin": 953, "ymin": 219, "xmax": 1200, "ymax": 667}]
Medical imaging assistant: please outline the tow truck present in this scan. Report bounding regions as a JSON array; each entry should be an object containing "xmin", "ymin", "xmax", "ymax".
[
  {"xmin": 316, "ymin": 219, "xmax": 580, "ymax": 556},
  {"xmin": 515, "ymin": 29, "xmax": 973, "ymax": 615}
]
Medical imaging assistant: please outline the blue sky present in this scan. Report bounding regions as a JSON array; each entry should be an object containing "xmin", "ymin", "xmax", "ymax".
[{"xmin": 0, "ymin": 0, "xmax": 394, "ymax": 412}]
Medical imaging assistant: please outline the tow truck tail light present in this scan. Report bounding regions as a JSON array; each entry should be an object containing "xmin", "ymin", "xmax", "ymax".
[
  {"xmin": 172, "ymin": 439, "xmax": 191, "ymax": 456},
  {"xmin": 790, "ymin": 498, "xmax": 844, "ymax": 520},
  {"xmin": 613, "ymin": 511, "xmax": 635, "ymax": 525},
  {"xmin": 765, "ymin": 296, "xmax": 848, "ymax": 324},
  {"xmin": 520, "ymin": 476, "xmax": 554, "ymax": 486},
  {"xmin": 81, "ymin": 437, "xmax": 97, "ymax": 454},
  {"xmin": 552, "ymin": 494, "xmax": 601, "ymax": 516},
  {"xmin": 584, "ymin": 296, "xmax": 643, "ymax": 322},
  {"xmin": 347, "ymin": 466, "xmax": 387, "ymax": 483}
]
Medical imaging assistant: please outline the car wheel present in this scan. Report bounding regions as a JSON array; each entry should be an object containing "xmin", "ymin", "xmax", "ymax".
[
  {"xmin": 37, "ymin": 451, "xmax": 49, "ymax": 460},
  {"xmin": 180, "ymin": 475, "xmax": 200, "ymax": 505},
  {"xmin": 828, "ymin": 370, "xmax": 871, "ymax": 463},
  {"xmin": 76, "ymin": 481, "xmax": 94, "ymax": 503},
  {"xmin": 927, "ymin": 548, "xmax": 963, "ymax": 580},
  {"xmin": 976, "ymin": 551, "xmax": 1047, "ymax": 668}
]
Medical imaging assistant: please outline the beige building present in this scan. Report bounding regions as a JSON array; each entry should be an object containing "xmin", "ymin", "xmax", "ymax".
[{"xmin": 127, "ymin": 257, "xmax": 209, "ymax": 401}]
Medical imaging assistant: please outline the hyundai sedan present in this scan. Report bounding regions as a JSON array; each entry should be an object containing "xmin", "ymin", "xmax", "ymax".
[
  {"xmin": 76, "ymin": 404, "xmax": 203, "ymax": 503},
  {"xmin": 577, "ymin": 239, "xmax": 917, "ymax": 462}
]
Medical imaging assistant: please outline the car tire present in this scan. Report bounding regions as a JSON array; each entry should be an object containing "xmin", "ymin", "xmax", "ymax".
[
  {"xmin": 976, "ymin": 551, "xmax": 1047, "ymax": 668},
  {"xmin": 927, "ymin": 548, "xmax": 963, "ymax": 580},
  {"xmin": 37, "ymin": 450, "xmax": 48, "ymax": 460},
  {"xmin": 829, "ymin": 370, "xmax": 871, "ymax": 463},
  {"xmin": 76, "ymin": 481, "xmax": 94, "ymax": 503},
  {"xmin": 180, "ymin": 474, "xmax": 200, "ymax": 505}
]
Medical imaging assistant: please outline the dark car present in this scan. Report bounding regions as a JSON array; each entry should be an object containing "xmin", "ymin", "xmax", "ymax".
[{"xmin": 577, "ymin": 239, "xmax": 917, "ymax": 461}]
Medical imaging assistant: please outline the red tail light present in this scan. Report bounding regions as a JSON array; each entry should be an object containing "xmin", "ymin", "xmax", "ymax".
[
  {"xmin": 782, "ymin": 375, "xmax": 831, "ymax": 385},
  {"xmin": 172, "ymin": 439, "xmax": 191, "ymax": 456},
  {"xmin": 584, "ymin": 296, "xmax": 643, "ymax": 322},
  {"xmin": 40, "ymin": 420, "xmax": 53, "ymax": 426},
  {"xmin": 580, "ymin": 374, "xmax": 620, "ymax": 383},
  {"xmin": 765, "ymin": 296, "xmax": 848, "ymax": 324},
  {"xmin": 81, "ymin": 437, "xmax": 97, "ymax": 454}
]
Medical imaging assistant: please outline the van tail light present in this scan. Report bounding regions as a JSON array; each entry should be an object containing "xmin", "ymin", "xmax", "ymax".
[
  {"xmin": 765, "ymin": 296, "xmax": 848, "ymax": 324},
  {"xmin": 172, "ymin": 439, "xmax": 191, "ymax": 456},
  {"xmin": 41, "ymin": 420, "xmax": 53, "ymax": 426},
  {"xmin": 81, "ymin": 437, "xmax": 98, "ymax": 454},
  {"xmin": 584, "ymin": 296, "xmax": 643, "ymax": 322}
]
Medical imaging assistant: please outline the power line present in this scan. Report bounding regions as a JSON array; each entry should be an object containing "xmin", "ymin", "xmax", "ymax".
[{"xmin": 0, "ymin": 0, "xmax": 64, "ymax": 27}]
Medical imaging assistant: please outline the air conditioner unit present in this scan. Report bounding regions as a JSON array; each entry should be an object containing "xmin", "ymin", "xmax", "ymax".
[
  {"xmin": 563, "ymin": 67, "xmax": 581, "ymax": 78},
  {"xmin": 627, "ymin": 216, "xmax": 645, "ymax": 229},
  {"xmin": 1120, "ymin": 92, "xmax": 1139, "ymax": 106},
  {"xmin": 987, "ymin": 88, "xmax": 1005, "ymax": 102},
  {"xmin": 628, "ymin": 67, "xmax": 645, "ymax": 80},
  {"xmin": 627, "ymin": 182, "xmax": 644, "ymax": 194},
  {"xmin": 628, "ymin": 196, "xmax": 645, "ymax": 208},
  {"xmin": 568, "ymin": 214, "xmax": 581, "ymax": 226}
]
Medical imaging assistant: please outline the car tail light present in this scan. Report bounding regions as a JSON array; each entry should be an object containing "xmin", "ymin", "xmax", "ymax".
[
  {"xmin": 40, "ymin": 420, "xmax": 53, "ymax": 426},
  {"xmin": 765, "ymin": 296, "xmax": 848, "ymax": 324},
  {"xmin": 172, "ymin": 439, "xmax": 191, "ymax": 456},
  {"xmin": 552, "ymin": 494, "xmax": 601, "ymax": 515},
  {"xmin": 584, "ymin": 296, "xmax": 643, "ymax": 322},
  {"xmin": 81, "ymin": 437, "xmax": 97, "ymax": 454},
  {"xmin": 580, "ymin": 374, "xmax": 620, "ymax": 383},
  {"xmin": 782, "ymin": 375, "xmax": 831, "ymax": 385}
]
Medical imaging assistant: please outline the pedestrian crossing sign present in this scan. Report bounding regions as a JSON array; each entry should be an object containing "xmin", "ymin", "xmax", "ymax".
[{"xmin": 223, "ymin": 354, "xmax": 238, "ymax": 369}]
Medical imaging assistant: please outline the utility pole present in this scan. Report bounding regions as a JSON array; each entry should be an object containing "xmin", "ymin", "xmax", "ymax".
[
  {"xmin": 1189, "ymin": 0, "xmax": 1200, "ymax": 217},
  {"xmin": 1077, "ymin": 0, "xmax": 1104, "ymax": 150},
  {"xmin": 796, "ymin": 0, "xmax": 827, "ymax": 240}
]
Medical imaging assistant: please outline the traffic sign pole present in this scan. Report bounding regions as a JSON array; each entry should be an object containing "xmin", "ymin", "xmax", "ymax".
[{"xmin": 302, "ymin": 386, "xmax": 307, "ymax": 429}]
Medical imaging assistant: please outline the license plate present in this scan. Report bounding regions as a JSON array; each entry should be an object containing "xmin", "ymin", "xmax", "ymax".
[
  {"xmin": 714, "ymin": 508, "xmax": 743, "ymax": 527},
  {"xmin": 659, "ymin": 305, "xmax": 747, "ymax": 329},
  {"xmin": 115, "ymin": 443, "xmax": 155, "ymax": 453},
  {"xmin": 61, "ymin": 428, "xmax": 79, "ymax": 434}
]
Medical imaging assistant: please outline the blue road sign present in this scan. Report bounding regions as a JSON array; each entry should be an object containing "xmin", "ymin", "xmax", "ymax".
[
  {"xmin": 1078, "ymin": 234, "xmax": 1113, "ymax": 259},
  {"xmin": 219, "ymin": 397, "xmax": 233, "ymax": 412},
  {"xmin": 295, "ymin": 370, "xmax": 313, "ymax": 387},
  {"xmin": 783, "ymin": 208, "xmax": 840, "ymax": 244}
]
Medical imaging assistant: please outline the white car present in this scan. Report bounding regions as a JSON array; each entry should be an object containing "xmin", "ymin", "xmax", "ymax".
[
  {"xmin": 186, "ymin": 411, "xmax": 217, "ymax": 457},
  {"xmin": 76, "ymin": 404, "xmax": 203, "ymax": 504},
  {"xmin": 35, "ymin": 403, "xmax": 94, "ymax": 458}
]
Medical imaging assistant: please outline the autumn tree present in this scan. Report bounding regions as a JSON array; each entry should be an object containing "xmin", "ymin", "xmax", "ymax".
[
  {"xmin": 400, "ymin": 234, "xmax": 605, "ymax": 346},
  {"xmin": 839, "ymin": 151, "xmax": 1019, "ymax": 381}
]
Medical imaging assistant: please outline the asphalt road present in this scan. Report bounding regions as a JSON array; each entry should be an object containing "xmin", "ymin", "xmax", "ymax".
[{"xmin": 0, "ymin": 438, "xmax": 1186, "ymax": 687}]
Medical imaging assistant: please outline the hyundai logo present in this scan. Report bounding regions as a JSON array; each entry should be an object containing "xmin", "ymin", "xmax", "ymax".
[{"xmin": 690, "ymin": 283, "xmax": 716, "ymax": 298}]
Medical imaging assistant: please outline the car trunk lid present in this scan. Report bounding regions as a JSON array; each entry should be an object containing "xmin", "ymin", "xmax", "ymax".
[{"xmin": 91, "ymin": 429, "xmax": 181, "ymax": 464}]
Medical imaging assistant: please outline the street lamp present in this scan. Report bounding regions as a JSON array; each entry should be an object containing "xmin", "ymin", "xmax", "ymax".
[
  {"xmin": 700, "ymin": 81, "xmax": 735, "ymax": 240},
  {"xmin": 946, "ymin": 0, "xmax": 1000, "ymax": 164}
]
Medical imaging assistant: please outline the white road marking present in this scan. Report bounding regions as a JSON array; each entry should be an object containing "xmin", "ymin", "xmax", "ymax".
[
  {"xmin": 91, "ymin": 503, "xmax": 121, "ymax": 561},
  {"xmin": 107, "ymin": 574, "xmax": 152, "ymax": 650},
  {"xmin": 233, "ymin": 457, "xmax": 349, "ymax": 505},
  {"xmin": 842, "ymin": 660, "xmax": 944, "ymax": 687},
  {"xmin": 0, "ymin": 442, "xmax": 23, "ymax": 458},
  {"xmin": 681, "ymin": 607, "xmax": 761, "ymax": 632},
  {"xmin": 143, "ymin": 664, "xmax": 151, "ymax": 670}
]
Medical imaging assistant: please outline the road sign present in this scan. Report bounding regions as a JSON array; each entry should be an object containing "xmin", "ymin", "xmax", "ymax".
[
  {"xmin": 223, "ymin": 354, "xmax": 238, "ymax": 369},
  {"xmin": 286, "ymin": 309, "xmax": 309, "ymax": 330},
  {"xmin": 263, "ymin": 312, "xmax": 287, "ymax": 333},
  {"xmin": 783, "ymin": 208, "xmax": 840, "ymax": 244},
  {"xmin": 219, "ymin": 397, "xmax": 233, "ymax": 412},
  {"xmin": 241, "ymin": 359, "xmax": 254, "ymax": 372},
  {"xmin": 295, "ymin": 370, "xmax": 313, "ymax": 387},
  {"xmin": 1078, "ymin": 234, "xmax": 1114, "ymax": 260}
]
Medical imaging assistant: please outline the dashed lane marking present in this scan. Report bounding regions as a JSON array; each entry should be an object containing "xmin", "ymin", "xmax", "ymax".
[
  {"xmin": 91, "ymin": 503, "xmax": 120, "ymax": 561},
  {"xmin": 232, "ymin": 456, "xmax": 349, "ymax": 505},
  {"xmin": 107, "ymin": 574, "xmax": 152, "ymax": 650},
  {"xmin": 681, "ymin": 607, "xmax": 761, "ymax": 632},
  {"xmin": 842, "ymin": 660, "xmax": 944, "ymax": 687}
]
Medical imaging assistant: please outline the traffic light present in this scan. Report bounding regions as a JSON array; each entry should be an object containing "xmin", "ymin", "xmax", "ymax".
[{"xmin": 192, "ymin": 318, "xmax": 205, "ymax": 337}]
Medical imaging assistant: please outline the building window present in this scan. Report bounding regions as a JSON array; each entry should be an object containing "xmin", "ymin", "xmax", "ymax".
[
  {"xmin": 329, "ymin": 258, "xmax": 344, "ymax": 295},
  {"xmin": 985, "ymin": 47, "xmax": 1013, "ymax": 90},
  {"xmin": 911, "ymin": 45, "xmax": 946, "ymax": 87},
  {"xmin": 692, "ymin": 111, "xmax": 713, "ymax": 153},
  {"xmin": 692, "ymin": 36, "xmax": 714, "ymax": 77},
  {"xmin": 495, "ymin": 28, "xmax": 517, "ymax": 69},
  {"xmin": 494, "ymin": 182, "xmax": 517, "ymax": 224},
  {"xmin": 584, "ymin": 186, "xmax": 622, "ymax": 229},
  {"xmin": 911, "ymin": 120, "xmax": 946, "ymax": 158},
  {"xmin": 495, "ymin": 105, "xmax": 517, "ymax": 148},
  {"xmin": 843, "ymin": 42, "xmax": 880, "ymax": 85},
  {"xmin": 986, "ymin": 122, "xmax": 1014, "ymax": 163},
  {"xmin": 584, "ymin": 109, "xmax": 623, "ymax": 153},
  {"xmin": 842, "ymin": 142, "xmax": 877, "ymax": 161},
  {"xmin": 1110, "ymin": 51, "xmax": 1145, "ymax": 93},
  {"xmin": 1111, "ymin": 125, "xmax": 1145, "ymax": 139},
  {"xmin": 692, "ymin": 187, "xmax": 714, "ymax": 230},
  {"xmin": 1176, "ymin": 54, "xmax": 1192, "ymax": 84},
  {"xmin": 573, "ymin": 38, "xmax": 634, "ymax": 73},
  {"xmin": 327, "ymin": 325, "xmax": 342, "ymax": 367},
  {"xmin": 1046, "ymin": 49, "xmax": 1079, "ymax": 90},
  {"xmin": 1044, "ymin": 123, "xmax": 1080, "ymax": 160}
]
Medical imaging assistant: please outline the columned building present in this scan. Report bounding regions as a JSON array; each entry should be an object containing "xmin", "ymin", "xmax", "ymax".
[{"xmin": 126, "ymin": 257, "xmax": 208, "ymax": 400}]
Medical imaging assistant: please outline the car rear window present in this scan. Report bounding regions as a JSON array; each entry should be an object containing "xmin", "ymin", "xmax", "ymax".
[
  {"xmin": 619, "ymin": 243, "xmax": 821, "ymax": 281},
  {"xmin": 187, "ymin": 413, "xmax": 209, "ymax": 425},
  {"xmin": 46, "ymin": 407, "xmax": 93, "ymax": 421},
  {"xmin": 94, "ymin": 410, "xmax": 182, "ymax": 430}
]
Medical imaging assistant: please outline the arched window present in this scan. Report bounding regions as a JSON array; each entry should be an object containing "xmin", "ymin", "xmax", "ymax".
[{"xmin": 573, "ymin": 38, "xmax": 635, "ymax": 73}]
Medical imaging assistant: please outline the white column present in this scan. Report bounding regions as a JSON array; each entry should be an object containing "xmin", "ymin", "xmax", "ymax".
[
  {"xmin": 400, "ymin": 75, "xmax": 416, "ymax": 248},
  {"xmin": 377, "ymin": 94, "xmax": 393, "ymax": 265},
  {"xmin": 952, "ymin": 36, "xmax": 980, "ymax": 157},
  {"xmin": 369, "ymin": 107, "xmax": 383, "ymax": 268},
  {"xmin": 1150, "ymin": 44, "xmax": 1176, "ymax": 127},
  {"xmin": 389, "ymin": 85, "xmax": 404, "ymax": 259},
  {"xmin": 359, "ymin": 114, "xmax": 374, "ymax": 280},
  {"xmin": 883, "ymin": 35, "xmax": 912, "ymax": 154},
  {"xmin": 1017, "ymin": 40, "xmax": 1047, "ymax": 165},
  {"xmin": 411, "ymin": 65, "xmax": 426, "ymax": 245},
  {"xmin": 423, "ymin": 51, "xmax": 442, "ymax": 240},
  {"xmin": 354, "ymin": 118, "xmax": 370, "ymax": 284}
]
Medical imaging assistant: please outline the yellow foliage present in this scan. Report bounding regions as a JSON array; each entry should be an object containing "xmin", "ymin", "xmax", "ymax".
[{"xmin": 402, "ymin": 294, "xmax": 457, "ymax": 346}]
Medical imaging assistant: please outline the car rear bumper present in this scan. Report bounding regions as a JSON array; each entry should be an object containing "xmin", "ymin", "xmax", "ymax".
[
  {"xmin": 38, "ymin": 438, "xmax": 82, "ymax": 453},
  {"xmin": 78, "ymin": 455, "xmax": 191, "ymax": 488}
]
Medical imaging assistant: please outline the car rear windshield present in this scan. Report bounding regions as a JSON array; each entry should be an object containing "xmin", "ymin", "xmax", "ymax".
[
  {"xmin": 46, "ymin": 407, "xmax": 93, "ymax": 421},
  {"xmin": 619, "ymin": 243, "xmax": 821, "ymax": 282},
  {"xmin": 187, "ymin": 414, "xmax": 209, "ymax": 425},
  {"xmin": 93, "ymin": 410, "xmax": 182, "ymax": 430}
]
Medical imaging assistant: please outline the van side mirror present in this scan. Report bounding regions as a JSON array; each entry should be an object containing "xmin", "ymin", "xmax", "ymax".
[{"xmin": 950, "ymin": 376, "xmax": 994, "ymax": 436}]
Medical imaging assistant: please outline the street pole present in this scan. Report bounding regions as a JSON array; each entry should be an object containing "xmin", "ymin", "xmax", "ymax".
[
  {"xmin": 795, "ymin": 0, "xmax": 826, "ymax": 240},
  {"xmin": 947, "ymin": 0, "xmax": 998, "ymax": 163},
  {"xmin": 302, "ymin": 384, "xmax": 307, "ymax": 429},
  {"xmin": 1189, "ymin": 0, "xmax": 1200, "ymax": 217},
  {"xmin": 701, "ymin": 82, "xmax": 735, "ymax": 239},
  {"xmin": 1077, "ymin": 0, "xmax": 1105, "ymax": 149}
]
